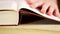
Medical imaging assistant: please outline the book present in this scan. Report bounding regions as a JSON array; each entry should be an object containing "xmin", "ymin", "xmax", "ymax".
[{"xmin": 0, "ymin": 0, "xmax": 60, "ymax": 25}]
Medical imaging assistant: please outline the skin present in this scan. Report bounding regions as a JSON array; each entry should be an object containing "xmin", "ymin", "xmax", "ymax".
[{"xmin": 26, "ymin": 0, "xmax": 60, "ymax": 17}]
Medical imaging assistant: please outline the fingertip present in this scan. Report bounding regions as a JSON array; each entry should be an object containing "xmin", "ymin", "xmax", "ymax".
[
  {"xmin": 41, "ymin": 10, "xmax": 46, "ymax": 14},
  {"xmin": 47, "ymin": 12, "xmax": 52, "ymax": 16},
  {"xmin": 53, "ymin": 10, "xmax": 60, "ymax": 17}
]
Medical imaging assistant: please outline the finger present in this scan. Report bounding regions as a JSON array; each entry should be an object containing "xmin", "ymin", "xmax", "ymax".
[
  {"xmin": 53, "ymin": 8, "xmax": 60, "ymax": 17},
  {"xmin": 47, "ymin": 6, "xmax": 55, "ymax": 16},
  {"xmin": 41, "ymin": 3, "xmax": 50, "ymax": 14}
]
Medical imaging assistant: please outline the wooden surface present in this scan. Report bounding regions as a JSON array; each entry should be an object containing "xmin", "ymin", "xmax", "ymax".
[{"xmin": 0, "ymin": 25, "xmax": 60, "ymax": 34}]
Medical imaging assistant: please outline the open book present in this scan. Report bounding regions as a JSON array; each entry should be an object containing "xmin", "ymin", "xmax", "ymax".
[{"xmin": 0, "ymin": 0, "xmax": 60, "ymax": 25}]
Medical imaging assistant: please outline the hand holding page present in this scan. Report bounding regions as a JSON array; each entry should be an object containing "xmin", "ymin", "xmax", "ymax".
[{"xmin": 19, "ymin": 0, "xmax": 60, "ymax": 22}]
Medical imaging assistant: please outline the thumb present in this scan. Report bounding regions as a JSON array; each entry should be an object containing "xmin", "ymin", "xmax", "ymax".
[{"xmin": 26, "ymin": 0, "xmax": 37, "ymax": 4}]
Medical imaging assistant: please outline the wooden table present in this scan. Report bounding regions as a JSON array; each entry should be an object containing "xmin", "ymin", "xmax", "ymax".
[{"xmin": 0, "ymin": 25, "xmax": 60, "ymax": 34}]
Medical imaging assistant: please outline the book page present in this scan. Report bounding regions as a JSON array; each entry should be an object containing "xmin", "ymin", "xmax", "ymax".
[
  {"xmin": 0, "ymin": 0, "xmax": 18, "ymax": 25},
  {"xmin": 0, "ymin": 0, "xmax": 17, "ymax": 11},
  {"xmin": 0, "ymin": 11, "xmax": 18, "ymax": 25}
]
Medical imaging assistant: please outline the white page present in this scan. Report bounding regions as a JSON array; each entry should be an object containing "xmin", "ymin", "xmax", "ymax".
[
  {"xmin": 0, "ymin": 0, "xmax": 17, "ymax": 11},
  {"xmin": 19, "ymin": 0, "xmax": 60, "ymax": 22}
]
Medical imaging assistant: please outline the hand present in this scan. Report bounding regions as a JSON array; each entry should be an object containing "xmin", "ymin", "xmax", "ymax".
[{"xmin": 26, "ymin": 0, "xmax": 60, "ymax": 17}]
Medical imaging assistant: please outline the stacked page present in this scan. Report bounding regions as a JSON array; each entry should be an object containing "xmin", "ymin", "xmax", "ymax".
[{"xmin": 0, "ymin": 0, "xmax": 18, "ymax": 25}]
